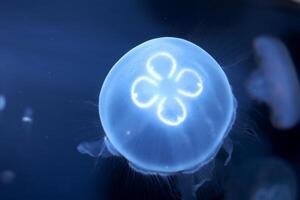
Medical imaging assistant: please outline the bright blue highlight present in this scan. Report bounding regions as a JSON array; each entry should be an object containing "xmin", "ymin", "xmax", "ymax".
[{"xmin": 99, "ymin": 37, "xmax": 236, "ymax": 174}]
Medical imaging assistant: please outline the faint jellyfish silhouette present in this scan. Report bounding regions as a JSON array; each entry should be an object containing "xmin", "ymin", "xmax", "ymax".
[
  {"xmin": 247, "ymin": 36, "xmax": 300, "ymax": 129},
  {"xmin": 22, "ymin": 107, "xmax": 33, "ymax": 133},
  {"xmin": 226, "ymin": 157, "xmax": 298, "ymax": 200},
  {"xmin": 291, "ymin": 0, "xmax": 300, "ymax": 4},
  {"xmin": 253, "ymin": 184, "xmax": 293, "ymax": 200},
  {"xmin": 0, "ymin": 95, "xmax": 6, "ymax": 111},
  {"xmin": 0, "ymin": 170, "xmax": 16, "ymax": 185},
  {"xmin": 78, "ymin": 37, "xmax": 237, "ymax": 199},
  {"xmin": 22, "ymin": 107, "xmax": 33, "ymax": 123}
]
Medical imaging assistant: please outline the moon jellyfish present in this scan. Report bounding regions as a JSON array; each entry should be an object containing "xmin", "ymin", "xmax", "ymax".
[
  {"xmin": 0, "ymin": 95, "xmax": 6, "ymax": 111},
  {"xmin": 79, "ymin": 37, "xmax": 236, "ymax": 199},
  {"xmin": 226, "ymin": 158, "xmax": 298, "ymax": 200},
  {"xmin": 247, "ymin": 36, "xmax": 300, "ymax": 129}
]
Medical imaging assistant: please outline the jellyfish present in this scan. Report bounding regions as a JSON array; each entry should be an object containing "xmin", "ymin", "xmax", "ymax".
[
  {"xmin": 0, "ymin": 170, "xmax": 16, "ymax": 185},
  {"xmin": 78, "ymin": 37, "xmax": 237, "ymax": 199},
  {"xmin": 0, "ymin": 169, "xmax": 16, "ymax": 184},
  {"xmin": 225, "ymin": 157, "xmax": 298, "ymax": 200},
  {"xmin": 22, "ymin": 107, "xmax": 33, "ymax": 123},
  {"xmin": 247, "ymin": 35, "xmax": 300, "ymax": 129},
  {"xmin": 292, "ymin": 0, "xmax": 300, "ymax": 4},
  {"xmin": 0, "ymin": 95, "xmax": 6, "ymax": 111}
]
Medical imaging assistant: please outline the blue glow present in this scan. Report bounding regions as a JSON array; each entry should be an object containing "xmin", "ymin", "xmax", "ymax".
[
  {"xmin": 22, "ymin": 107, "xmax": 33, "ymax": 123},
  {"xmin": 99, "ymin": 37, "xmax": 236, "ymax": 174},
  {"xmin": 252, "ymin": 185, "xmax": 293, "ymax": 200},
  {"xmin": 226, "ymin": 158, "xmax": 298, "ymax": 200},
  {"xmin": 248, "ymin": 36, "xmax": 300, "ymax": 129},
  {"xmin": 0, "ymin": 95, "xmax": 6, "ymax": 111}
]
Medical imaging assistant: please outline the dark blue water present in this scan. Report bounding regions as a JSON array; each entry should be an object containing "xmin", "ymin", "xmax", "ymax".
[{"xmin": 0, "ymin": 1, "xmax": 299, "ymax": 200}]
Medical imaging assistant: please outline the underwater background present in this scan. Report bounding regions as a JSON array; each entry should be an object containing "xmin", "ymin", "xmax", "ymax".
[{"xmin": 0, "ymin": 0, "xmax": 300, "ymax": 199}]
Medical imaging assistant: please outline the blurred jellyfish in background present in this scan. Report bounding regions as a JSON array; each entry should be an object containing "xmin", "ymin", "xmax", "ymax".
[
  {"xmin": 225, "ymin": 157, "xmax": 298, "ymax": 200},
  {"xmin": 78, "ymin": 37, "xmax": 237, "ymax": 199},
  {"xmin": 22, "ymin": 107, "xmax": 33, "ymax": 124},
  {"xmin": 247, "ymin": 35, "xmax": 300, "ymax": 129},
  {"xmin": 22, "ymin": 107, "xmax": 34, "ymax": 133},
  {"xmin": 0, "ymin": 170, "xmax": 16, "ymax": 185},
  {"xmin": 0, "ymin": 95, "xmax": 6, "ymax": 112},
  {"xmin": 291, "ymin": 0, "xmax": 300, "ymax": 4}
]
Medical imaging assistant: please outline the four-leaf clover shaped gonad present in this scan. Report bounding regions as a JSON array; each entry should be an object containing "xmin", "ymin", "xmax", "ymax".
[{"xmin": 131, "ymin": 52, "xmax": 203, "ymax": 126}]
